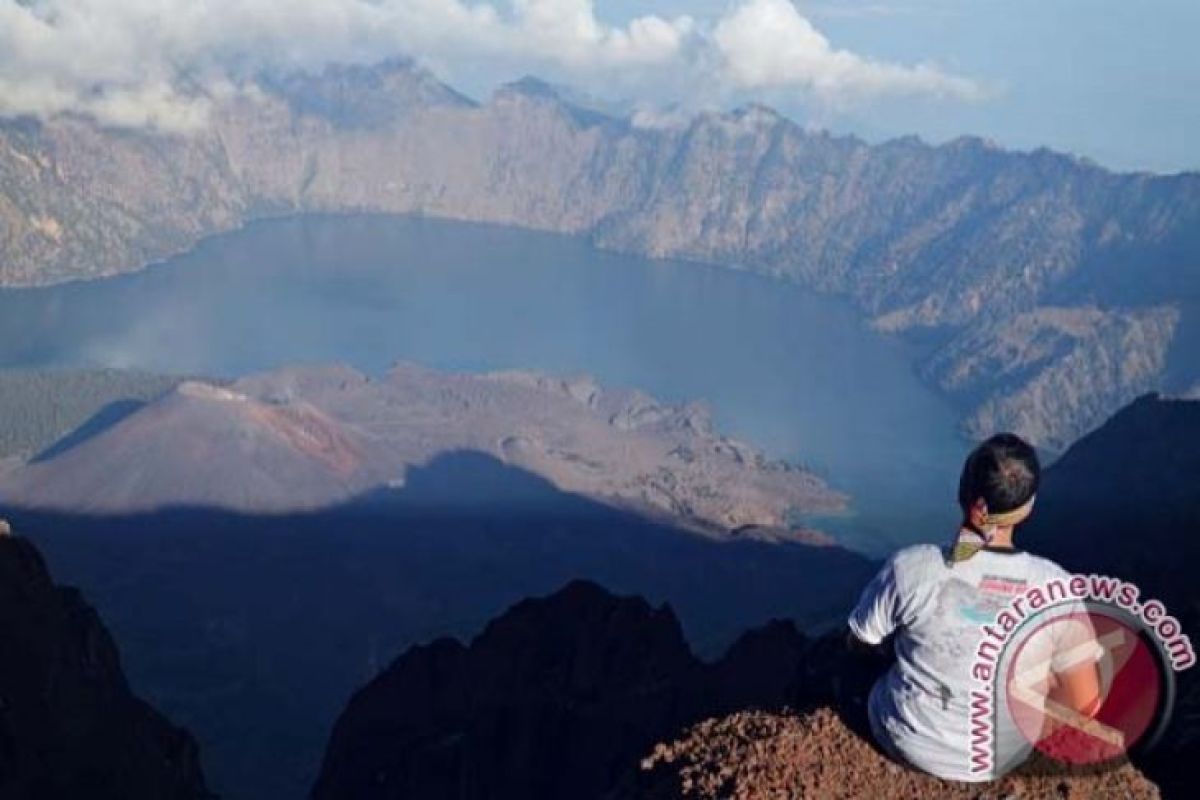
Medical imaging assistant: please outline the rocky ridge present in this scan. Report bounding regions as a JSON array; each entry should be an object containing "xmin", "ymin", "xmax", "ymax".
[
  {"xmin": 310, "ymin": 579, "xmax": 824, "ymax": 800},
  {"xmin": 0, "ymin": 524, "xmax": 211, "ymax": 800},
  {"xmin": 2, "ymin": 59, "xmax": 1197, "ymax": 450}
]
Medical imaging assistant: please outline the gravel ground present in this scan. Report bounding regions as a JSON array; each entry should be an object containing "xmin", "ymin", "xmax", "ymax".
[{"xmin": 640, "ymin": 708, "xmax": 1159, "ymax": 799}]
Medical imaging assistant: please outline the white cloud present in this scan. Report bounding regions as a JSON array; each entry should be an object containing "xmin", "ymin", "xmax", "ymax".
[
  {"xmin": 0, "ymin": 0, "xmax": 981, "ymax": 131},
  {"xmin": 715, "ymin": 0, "xmax": 982, "ymax": 102}
]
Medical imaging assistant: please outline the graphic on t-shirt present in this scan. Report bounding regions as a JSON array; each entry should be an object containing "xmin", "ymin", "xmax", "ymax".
[{"xmin": 959, "ymin": 574, "xmax": 1028, "ymax": 624}]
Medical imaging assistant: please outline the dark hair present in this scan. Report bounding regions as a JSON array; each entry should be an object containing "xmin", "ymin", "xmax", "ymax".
[{"xmin": 957, "ymin": 433, "xmax": 1040, "ymax": 514}]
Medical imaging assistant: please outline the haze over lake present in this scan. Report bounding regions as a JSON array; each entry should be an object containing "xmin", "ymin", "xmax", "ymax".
[{"xmin": 0, "ymin": 214, "xmax": 965, "ymax": 553}]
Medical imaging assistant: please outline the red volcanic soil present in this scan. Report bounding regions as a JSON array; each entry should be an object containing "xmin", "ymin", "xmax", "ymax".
[
  {"xmin": 640, "ymin": 708, "xmax": 1159, "ymax": 799},
  {"xmin": 245, "ymin": 400, "xmax": 365, "ymax": 478}
]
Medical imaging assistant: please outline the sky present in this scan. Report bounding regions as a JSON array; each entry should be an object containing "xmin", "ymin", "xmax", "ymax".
[{"xmin": 1, "ymin": 0, "xmax": 1196, "ymax": 173}]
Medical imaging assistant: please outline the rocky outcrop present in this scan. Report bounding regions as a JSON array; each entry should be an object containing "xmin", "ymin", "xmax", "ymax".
[
  {"xmin": 0, "ymin": 363, "xmax": 842, "ymax": 531},
  {"xmin": 1, "ymin": 59, "xmax": 1197, "ymax": 451},
  {"xmin": 310, "ymin": 579, "xmax": 822, "ymax": 800},
  {"xmin": 0, "ymin": 527, "xmax": 211, "ymax": 800},
  {"xmin": 640, "ymin": 708, "xmax": 1159, "ymax": 799}
]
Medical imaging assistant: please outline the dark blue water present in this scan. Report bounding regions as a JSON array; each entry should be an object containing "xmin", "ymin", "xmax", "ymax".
[{"xmin": 0, "ymin": 214, "xmax": 967, "ymax": 554}]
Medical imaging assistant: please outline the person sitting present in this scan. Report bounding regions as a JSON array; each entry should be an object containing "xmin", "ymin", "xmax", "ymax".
[{"xmin": 847, "ymin": 433, "xmax": 1103, "ymax": 780}]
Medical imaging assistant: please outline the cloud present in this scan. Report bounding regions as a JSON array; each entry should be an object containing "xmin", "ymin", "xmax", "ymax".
[
  {"xmin": 0, "ymin": 0, "xmax": 981, "ymax": 131},
  {"xmin": 714, "ymin": 0, "xmax": 982, "ymax": 103}
]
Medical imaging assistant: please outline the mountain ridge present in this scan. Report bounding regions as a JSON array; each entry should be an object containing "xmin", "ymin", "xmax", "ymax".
[
  {"xmin": 309, "ymin": 578, "xmax": 823, "ymax": 800},
  {"xmin": 2, "ymin": 58, "xmax": 1197, "ymax": 451}
]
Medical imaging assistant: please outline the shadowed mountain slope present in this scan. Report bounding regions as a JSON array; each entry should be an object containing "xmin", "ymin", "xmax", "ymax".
[
  {"xmin": 8, "ymin": 452, "xmax": 874, "ymax": 800},
  {"xmin": 1022, "ymin": 393, "xmax": 1200, "ymax": 605},
  {"xmin": 0, "ymin": 527, "xmax": 211, "ymax": 800},
  {"xmin": 310, "ymin": 579, "xmax": 819, "ymax": 800}
]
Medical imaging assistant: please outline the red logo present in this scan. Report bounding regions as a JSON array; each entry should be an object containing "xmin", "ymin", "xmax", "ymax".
[{"xmin": 1004, "ymin": 607, "xmax": 1165, "ymax": 765}]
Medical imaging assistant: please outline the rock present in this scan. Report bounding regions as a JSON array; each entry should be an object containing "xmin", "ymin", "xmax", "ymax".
[
  {"xmin": 0, "ymin": 532, "xmax": 212, "ymax": 799},
  {"xmin": 310, "ymin": 580, "xmax": 815, "ymax": 800},
  {"xmin": 639, "ymin": 708, "xmax": 1160, "ymax": 799}
]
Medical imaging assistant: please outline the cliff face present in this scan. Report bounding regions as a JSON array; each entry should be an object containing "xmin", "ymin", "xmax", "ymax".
[
  {"xmin": 921, "ymin": 306, "xmax": 1182, "ymax": 451},
  {"xmin": 0, "ymin": 527, "xmax": 211, "ymax": 800},
  {"xmin": 1, "ymin": 60, "xmax": 1197, "ymax": 451},
  {"xmin": 310, "ymin": 579, "xmax": 819, "ymax": 800}
]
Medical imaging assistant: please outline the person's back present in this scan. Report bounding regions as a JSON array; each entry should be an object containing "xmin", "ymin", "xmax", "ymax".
[{"xmin": 848, "ymin": 433, "xmax": 1102, "ymax": 781}]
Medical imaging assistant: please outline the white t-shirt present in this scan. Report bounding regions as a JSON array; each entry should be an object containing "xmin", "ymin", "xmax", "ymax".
[{"xmin": 847, "ymin": 543, "xmax": 1099, "ymax": 782}]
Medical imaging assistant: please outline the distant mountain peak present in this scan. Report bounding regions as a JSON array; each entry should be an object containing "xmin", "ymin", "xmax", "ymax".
[
  {"xmin": 729, "ymin": 102, "xmax": 784, "ymax": 124},
  {"xmin": 266, "ymin": 57, "xmax": 474, "ymax": 128},
  {"xmin": 500, "ymin": 75, "xmax": 562, "ymax": 99},
  {"xmin": 946, "ymin": 133, "xmax": 1001, "ymax": 151},
  {"xmin": 492, "ymin": 74, "xmax": 623, "ymax": 128}
]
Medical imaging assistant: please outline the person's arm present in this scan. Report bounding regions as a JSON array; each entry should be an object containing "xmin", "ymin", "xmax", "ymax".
[
  {"xmin": 1050, "ymin": 660, "xmax": 1102, "ymax": 717},
  {"xmin": 1031, "ymin": 615, "xmax": 1113, "ymax": 748},
  {"xmin": 846, "ymin": 628, "xmax": 884, "ymax": 654},
  {"xmin": 1045, "ymin": 602, "xmax": 1106, "ymax": 718},
  {"xmin": 847, "ymin": 556, "xmax": 903, "ymax": 649}
]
